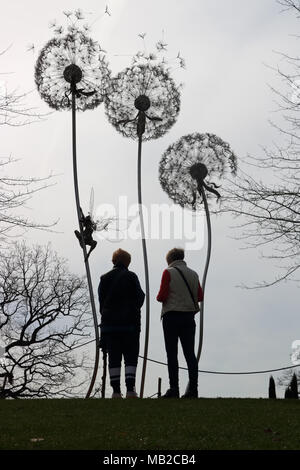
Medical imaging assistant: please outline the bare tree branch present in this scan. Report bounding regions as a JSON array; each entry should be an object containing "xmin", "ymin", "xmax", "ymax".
[
  {"xmin": 0, "ymin": 243, "xmax": 92, "ymax": 398},
  {"xmin": 217, "ymin": 4, "xmax": 300, "ymax": 287},
  {"xmin": 0, "ymin": 156, "xmax": 58, "ymax": 241}
]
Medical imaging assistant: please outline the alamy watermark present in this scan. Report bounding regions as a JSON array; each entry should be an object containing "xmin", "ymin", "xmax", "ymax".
[
  {"xmin": 94, "ymin": 196, "xmax": 205, "ymax": 251},
  {"xmin": 0, "ymin": 335, "xmax": 7, "ymax": 367},
  {"xmin": 291, "ymin": 340, "xmax": 300, "ymax": 366}
]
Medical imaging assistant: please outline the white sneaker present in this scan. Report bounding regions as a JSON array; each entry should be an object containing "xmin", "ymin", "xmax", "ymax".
[
  {"xmin": 126, "ymin": 390, "xmax": 138, "ymax": 398},
  {"xmin": 111, "ymin": 392, "xmax": 122, "ymax": 399}
]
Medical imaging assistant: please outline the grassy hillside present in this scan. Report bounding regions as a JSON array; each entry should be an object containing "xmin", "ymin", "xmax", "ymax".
[{"xmin": 0, "ymin": 398, "xmax": 299, "ymax": 450}]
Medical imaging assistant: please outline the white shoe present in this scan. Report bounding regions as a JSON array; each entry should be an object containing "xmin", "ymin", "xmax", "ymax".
[
  {"xmin": 111, "ymin": 392, "xmax": 122, "ymax": 399},
  {"xmin": 126, "ymin": 390, "xmax": 138, "ymax": 398}
]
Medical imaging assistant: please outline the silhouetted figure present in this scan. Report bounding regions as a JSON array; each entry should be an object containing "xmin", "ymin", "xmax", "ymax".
[
  {"xmin": 157, "ymin": 248, "xmax": 203, "ymax": 399},
  {"xmin": 98, "ymin": 249, "xmax": 145, "ymax": 398},
  {"xmin": 74, "ymin": 207, "xmax": 97, "ymax": 260}
]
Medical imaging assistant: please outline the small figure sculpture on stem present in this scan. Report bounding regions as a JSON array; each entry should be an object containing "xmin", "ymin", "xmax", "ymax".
[
  {"xmin": 74, "ymin": 207, "xmax": 97, "ymax": 261},
  {"xmin": 35, "ymin": 12, "xmax": 111, "ymax": 398}
]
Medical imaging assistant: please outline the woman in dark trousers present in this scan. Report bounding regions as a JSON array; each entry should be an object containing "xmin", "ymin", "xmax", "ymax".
[
  {"xmin": 157, "ymin": 248, "xmax": 203, "ymax": 398},
  {"xmin": 98, "ymin": 249, "xmax": 145, "ymax": 398}
]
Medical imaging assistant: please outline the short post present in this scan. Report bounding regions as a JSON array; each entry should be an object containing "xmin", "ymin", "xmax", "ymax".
[
  {"xmin": 158, "ymin": 377, "xmax": 162, "ymax": 398},
  {"xmin": 101, "ymin": 350, "xmax": 107, "ymax": 399}
]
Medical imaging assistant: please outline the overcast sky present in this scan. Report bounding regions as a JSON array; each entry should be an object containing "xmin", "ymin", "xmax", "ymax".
[{"xmin": 1, "ymin": 0, "xmax": 300, "ymax": 398}]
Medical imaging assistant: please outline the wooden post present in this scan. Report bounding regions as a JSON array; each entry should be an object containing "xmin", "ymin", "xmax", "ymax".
[
  {"xmin": 101, "ymin": 350, "xmax": 107, "ymax": 398},
  {"xmin": 158, "ymin": 377, "xmax": 162, "ymax": 398}
]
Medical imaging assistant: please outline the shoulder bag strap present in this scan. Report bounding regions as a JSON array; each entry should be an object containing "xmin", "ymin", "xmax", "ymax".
[{"xmin": 173, "ymin": 266, "xmax": 198, "ymax": 310}]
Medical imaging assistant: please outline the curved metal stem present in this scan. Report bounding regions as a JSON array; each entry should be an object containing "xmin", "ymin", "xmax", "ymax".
[
  {"xmin": 71, "ymin": 90, "xmax": 100, "ymax": 399},
  {"xmin": 196, "ymin": 184, "xmax": 212, "ymax": 362},
  {"xmin": 185, "ymin": 184, "xmax": 212, "ymax": 393},
  {"xmin": 137, "ymin": 135, "xmax": 150, "ymax": 398}
]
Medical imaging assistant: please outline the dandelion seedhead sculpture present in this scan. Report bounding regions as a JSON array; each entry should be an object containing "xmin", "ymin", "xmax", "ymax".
[
  {"xmin": 159, "ymin": 133, "xmax": 237, "ymax": 390},
  {"xmin": 105, "ymin": 50, "xmax": 181, "ymax": 397},
  {"xmin": 105, "ymin": 63, "xmax": 180, "ymax": 140},
  {"xmin": 159, "ymin": 133, "xmax": 237, "ymax": 210},
  {"xmin": 35, "ymin": 28, "xmax": 110, "ymax": 110},
  {"xmin": 35, "ymin": 12, "xmax": 111, "ymax": 399}
]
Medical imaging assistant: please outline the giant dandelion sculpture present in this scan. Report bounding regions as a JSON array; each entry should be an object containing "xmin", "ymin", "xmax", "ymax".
[
  {"xmin": 159, "ymin": 132, "xmax": 237, "ymax": 391},
  {"xmin": 105, "ymin": 48, "xmax": 181, "ymax": 397},
  {"xmin": 35, "ymin": 11, "xmax": 111, "ymax": 398}
]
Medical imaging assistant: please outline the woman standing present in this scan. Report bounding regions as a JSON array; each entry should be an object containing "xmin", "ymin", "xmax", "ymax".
[
  {"xmin": 157, "ymin": 248, "xmax": 203, "ymax": 398},
  {"xmin": 99, "ymin": 249, "xmax": 145, "ymax": 398}
]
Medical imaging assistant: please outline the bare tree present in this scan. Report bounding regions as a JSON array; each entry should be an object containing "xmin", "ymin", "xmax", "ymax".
[
  {"xmin": 0, "ymin": 46, "xmax": 54, "ymax": 239},
  {"xmin": 0, "ymin": 242, "xmax": 92, "ymax": 398},
  {"xmin": 277, "ymin": 0, "xmax": 300, "ymax": 14},
  {"xmin": 0, "ymin": 85, "xmax": 43, "ymax": 127},
  {"xmin": 220, "ymin": 165, "xmax": 300, "ymax": 287},
  {"xmin": 0, "ymin": 45, "xmax": 46, "ymax": 126},
  {"xmin": 219, "ymin": 1, "xmax": 300, "ymax": 286}
]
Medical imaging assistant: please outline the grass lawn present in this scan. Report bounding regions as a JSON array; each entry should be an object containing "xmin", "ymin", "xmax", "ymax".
[{"xmin": 0, "ymin": 398, "xmax": 299, "ymax": 450}]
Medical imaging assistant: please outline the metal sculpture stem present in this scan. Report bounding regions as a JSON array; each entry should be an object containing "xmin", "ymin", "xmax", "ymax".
[
  {"xmin": 185, "ymin": 184, "xmax": 212, "ymax": 394},
  {"xmin": 138, "ymin": 135, "xmax": 150, "ymax": 398},
  {"xmin": 196, "ymin": 184, "xmax": 212, "ymax": 362},
  {"xmin": 71, "ymin": 90, "xmax": 100, "ymax": 399}
]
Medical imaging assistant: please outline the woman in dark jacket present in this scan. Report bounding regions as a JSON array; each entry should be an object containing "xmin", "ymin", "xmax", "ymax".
[{"xmin": 98, "ymin": 249, "xmax": 145, "ymax": 398}]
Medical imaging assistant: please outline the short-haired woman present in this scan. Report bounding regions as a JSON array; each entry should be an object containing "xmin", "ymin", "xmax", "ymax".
[
  {"xmin": 98, "ymin": 249, "xmax": 145, "ymax": 398},
  {"xmin": 157, "ymin": 248, "xmax": 203, "ymax": 398}
]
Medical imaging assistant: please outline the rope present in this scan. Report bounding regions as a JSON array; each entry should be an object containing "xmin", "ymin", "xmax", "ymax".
[
  {"xmin": 141, "ymin": 355, "xmax": 300, "ymax": 375},
  {"xmin": 53, "ymin": 338, "xmax": 300, "ymax": 375}
]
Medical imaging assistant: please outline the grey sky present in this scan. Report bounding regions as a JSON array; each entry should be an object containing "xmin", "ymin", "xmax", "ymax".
[{"xmin": 1, "ymin": 0, "xmax": 299, "ymax": 398}]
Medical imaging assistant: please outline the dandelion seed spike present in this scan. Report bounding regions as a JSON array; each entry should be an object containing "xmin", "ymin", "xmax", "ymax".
[
  {"xmin": 26, "ymin": 43, "xmax": 35, "ymax": 53},
  {"xmin": 105, "ymin": 5, "xmax": 111, "ymax": 16}
]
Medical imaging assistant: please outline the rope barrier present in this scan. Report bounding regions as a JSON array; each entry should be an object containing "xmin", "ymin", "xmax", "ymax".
[
  {"xmin": 53, "ymin": 338, "xmax": 300, "ymax": 375},
  {"xmin": 141, "ymin": 355, "xmax": 300, "ymax": 375}
]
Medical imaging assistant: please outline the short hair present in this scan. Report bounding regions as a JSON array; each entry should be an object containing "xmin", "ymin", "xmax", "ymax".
[
  {"xmin": 166, "ymin": 247, "xmax": 185, "ymax": 265},
  {"xmin": 112, "ymin": 248, "xmax": 131, "ymax": 268}
]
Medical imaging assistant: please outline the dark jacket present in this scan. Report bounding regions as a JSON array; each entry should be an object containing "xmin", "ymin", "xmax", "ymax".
[{"xmin": 98, "ymin": 263, "xmax": 145, "ymax": 332}]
